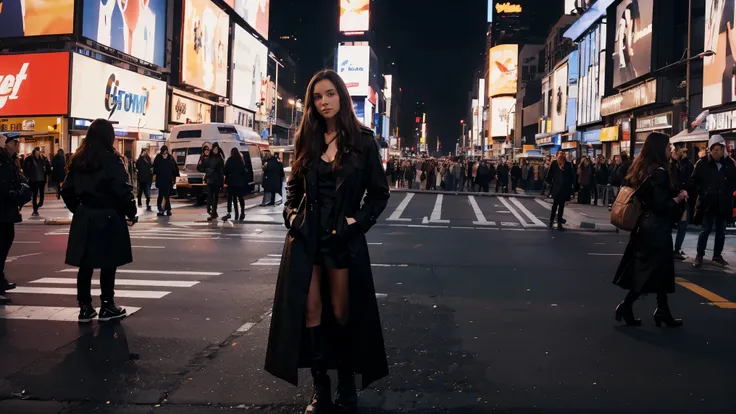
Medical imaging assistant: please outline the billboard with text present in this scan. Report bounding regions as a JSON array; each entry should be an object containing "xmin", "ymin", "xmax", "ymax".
[
  {"xmin": 337, "ymin": 45, "xmax": 370, "ymax": 96},
  {"xmin": 0, "ymin": 52, "xmax": 70, "ymax": 116}
]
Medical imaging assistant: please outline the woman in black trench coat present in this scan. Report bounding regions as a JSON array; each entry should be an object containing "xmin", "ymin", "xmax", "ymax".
[
  {"xmin": 545, "ymin": 152, "xmax": 575, "ymax": 230},
  {"xmin": 265, "ymin": 70, "xmax": 390, "ymax": 414},
  {"xmin": 613, "ymin": 132, "xmax": 688, "ymax": 327},
  {"xmin": 61, "ymin": 119, "xmax": 137, "ymax": 323}
]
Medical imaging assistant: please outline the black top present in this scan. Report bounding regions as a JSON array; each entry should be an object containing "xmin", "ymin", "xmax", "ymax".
[{"xmin": 318, "ymin": 158, "xmax": 338, "ymax": 235}]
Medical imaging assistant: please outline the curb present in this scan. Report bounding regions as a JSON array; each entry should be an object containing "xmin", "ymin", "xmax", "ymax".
[{"xmin": 391, "ymin": 188, "xmax": 543, "ymax": 199}]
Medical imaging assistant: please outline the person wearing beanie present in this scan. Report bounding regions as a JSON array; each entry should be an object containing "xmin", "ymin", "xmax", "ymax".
[
  {"xmin": 690, "ymin": 134, "xmax": 736, "ymax": 268},
  {"xmin": 153, "ymin": 145, "xmax": 179, "ymax": 216}
]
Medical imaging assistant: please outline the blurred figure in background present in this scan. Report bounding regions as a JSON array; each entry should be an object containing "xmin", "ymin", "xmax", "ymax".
[{"xmin": 51, "ymin": 149, "xmax": 66, "ymax": 200}]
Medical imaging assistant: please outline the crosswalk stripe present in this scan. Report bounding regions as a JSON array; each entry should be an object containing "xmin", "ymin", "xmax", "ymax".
[
  {"xmin": 58, "ymin": 269, "xmax": 222, "ymax": 276},
  {"xmin": 497, "ymin": 197, "xmax": 529, "ymax": 228},
  {"xmin": 467, "ymin": 196, "xmax": 495, "ymax": 226},
  {"xmin": 428, "ymin": 194, "xmax": 450, "ymax": 224},
  {"xmin": 12, "ymin": 286, "xmax": 170, "ymax": 299},
  {"xmin": 0, "ymin": 305, "xmax": 142, "ymax": 322},
  {"xmin": 31, "ymin": 278, "xmax": 200, "ymax": 288},
  {"xmin": 386, "ymin": 193, "xmax": 414, "ymax": 222},
  {"xmin": 508, "ymin": 197, "xmax": 546, "ymax": 227}
]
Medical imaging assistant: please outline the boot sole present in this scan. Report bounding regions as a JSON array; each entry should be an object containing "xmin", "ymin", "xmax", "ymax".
[{"xmin": 98, "ymin": 312, "xmax": 126, "ymax": 322}]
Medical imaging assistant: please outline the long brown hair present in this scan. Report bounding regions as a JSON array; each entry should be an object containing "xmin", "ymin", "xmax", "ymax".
[
  {"xmin": 626, "ymin": 132, "xmax": 673, "ymax": 188},
  {"xmin": 67, "ymin": 118, "xmax": 118, "ymax": 173},
  {"xmin": 292, "ymin": 70, "xmax": 363, "ymax": 175}
]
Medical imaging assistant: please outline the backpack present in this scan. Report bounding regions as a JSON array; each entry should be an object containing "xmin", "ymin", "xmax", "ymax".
[{"xmin": 610, "ymin": 170, "xmax": 656, "ymax": 231}]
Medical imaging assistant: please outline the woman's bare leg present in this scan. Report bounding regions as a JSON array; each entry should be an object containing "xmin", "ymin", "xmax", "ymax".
[
  {"xmin": 306, "ymin": 265, "xmax": 322, "ymax": 328},
  {"xmin": 328, "ymin": 268, "xmax": 350, "ymax": 325}
]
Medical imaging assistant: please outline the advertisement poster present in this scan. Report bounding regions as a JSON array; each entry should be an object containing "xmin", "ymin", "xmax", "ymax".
[
  {"xmin": 231, "ymin": 25, "xmax": 268, "ymax": 112},
  {"xmin": 566, "ymin": 51, "xmax": 578, "ymax": 129},
  {"xmin": 488, "ymin": 44, "xmax": 518, "ymax": 97},
  {"xmin": 577, "ymin": 25, "xmax": 604, "ymax": 125},
  {"xmin": 0, "ymin": 52, "xmax": 70, "ymax": 116},
  {"xmin": 0, "ymin": 0, "xmax": 74, "ymax": 38},
  {"xmin": 82, "ymin": 0, "xmax": 167, "ymax": 67},
  {"xmin": 337, "ymin": 45, "xmax": 370, "ymax": 96},
  {"xmin": 703, "ymin": 0, "xmax": 736, "ymax": 107},
  {"xmin": 70, "ymin": 54, "xmax": 166, "ymax": 130},
  {"xmin": 225, "ymin": 0, "xmax": 270, "ymax": 40},
  {"xmin": 352, "ymin": 99, "xmax": 365, "ymax": 124},
  {"xmin": 551, "ymin": 63, "xmax": 568, "ymax": 133},
  {"xmin": 490, "ymin": 97, "xmax": 515, "ymax": 138},
  {"xmin": 181, "ymin": 0, "xmax": 230, "ymax": 97},
  {"xmin": 612, "ymin": 0, "xmax": 653, "ymax": 87},
  {"xmin": 339, "ymin": 0, "xmax": 370, "ymax": 32},
  {"xmin": 171, "ymin": 92, "xmax": 212, "ymax": 124}
]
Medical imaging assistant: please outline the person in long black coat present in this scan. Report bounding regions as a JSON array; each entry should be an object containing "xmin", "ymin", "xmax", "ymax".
[
  {"xmin": 261, "ymin": 152, "xmax": 284, "ymax": 205},
  {"xmin": 224, "ymin": 147, "xmax": 250, "ymax": 221},
  {"xmin": 545, "ymin": 152, "xmax": 575, "ymax": 230},
  {"xmin": 265, "ymin": 70, "xmax": 390, "ymax": 414},
  {"xmin": 51, "ymin": 149, "xmax": 66, "ymax": 200},
  {"xmin": 153, "ymin": 145, "xmax": 179, "ymax": 216},
  {"xmin": 613, "ymin": 132, "xmax": 687, "ymax": 327},
  {"xmin": 198, "ymin": 143, "xmax": 225, "ymax": 219},
  {"xmin": 61, "ymin": 119, "xmax": 137, "ymax": 323},
  {"xmin": 135, "ymin": 149, "xmax": 153, "ymax": 210}
]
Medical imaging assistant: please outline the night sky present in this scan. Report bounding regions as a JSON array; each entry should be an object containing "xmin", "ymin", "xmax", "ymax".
[{"xmin": 270, "ymin": 0, "xmax": 488, "ymax": 154}]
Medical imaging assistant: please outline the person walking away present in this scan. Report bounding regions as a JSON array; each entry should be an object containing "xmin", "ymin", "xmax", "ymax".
[
  {"xmin": 61, "ymin": 119, "xmax": 137, "ymax": 322},
  {"xmin": 135, "ymin": 148, "xmax": 153, "ymax": 211},
  {"xmin": 153, "ymin": 145, "xmax": 178, "ymax": 216},
  {"xmin": 690, "ymin": 135, "xmax": 736, "ymax": 268},
  {"xmin": 265, "ymin": 70, "xmax": 389, "ymax": 413},
  {"xmin": 23, "ymin": 147, "xmax": 48, "ymax": 216},
  {"xmin": 670, "ymin": 147, "xmax": 690, "ymax": 260},
  {"xmin": 613, "ymin": 132, "xmax": 687, "ymax": 327},
  {"xmin": 594, "ymin": 155, "xmax": 609, "ymax": 206},
  {"xmin": 545, "ymin": 152, "xmax": 575, "ymax": 230},
  {"xmin": 577, "ymin": 156, "xmax": 594, "ymax": 204},
  {"xmin": 199, "ymin": 143, "xmax": 225, "ymax": 220},
  {"xmin": 0, "ymin": 134, "xmax": 31, "ymax": 303},
  {"xmin": 224, "ymin": 148, "xmax": 249, "ymax": 221},
  {"xmin": 261, "ymin": 151, "xmax": 283, "ymax": 206},
  {"xmin": 51, "ymin": 149, "xmax": 66, "ymax": 199}
]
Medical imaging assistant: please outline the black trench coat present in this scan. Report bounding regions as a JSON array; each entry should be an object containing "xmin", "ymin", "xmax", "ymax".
[
  {"xmin": 613, "ymin": 167, "xmax": 684, "ymax": 294},
  {"xmin": 62, "ymin": 152, "xmax": 137, "ymax": 269},
  {"xmin": 265, "ymin": 127, "xmax": 390, "ymax": 388}
]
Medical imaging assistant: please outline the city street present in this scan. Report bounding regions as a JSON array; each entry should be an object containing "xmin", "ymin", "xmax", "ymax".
[{"xmin": 1, "ymin": 193, "xmax": 735, "ymax": 413}]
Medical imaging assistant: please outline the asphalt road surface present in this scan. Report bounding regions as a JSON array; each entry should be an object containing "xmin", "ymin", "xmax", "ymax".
[{"xmin": 1, "ymin": 193, "xmax": 735, "ymax": 414}]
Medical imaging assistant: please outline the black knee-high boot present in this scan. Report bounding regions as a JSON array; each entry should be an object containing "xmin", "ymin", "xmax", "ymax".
[
  {"xmin": 306, "ymin": 326, "xmax": 332, "ymax": 413},
  {"xmin": 615, "ymin": 290, "xmax": 642, "ymax": 326},
  {"xmin": 653, "ymin": 293, "xmax": 683, "ymax": 327},
  {"xmin": 335, "ymin": 325, "xmax": 357, "ymax": 413}
]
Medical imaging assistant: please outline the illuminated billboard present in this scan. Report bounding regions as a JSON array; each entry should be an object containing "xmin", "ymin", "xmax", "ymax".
[
  {"xmin": 231, "ymin": 25, "xmax": 268, "ymax": 112},
  {"xmin": 340, "ymin": 0, "xmax": 370, "ymax": 32},
  {"xmin": 0, "ymin": 52, "xmax": 70, "ymax": 116},
  {"xmin": 223, "ymin": 0, "xmax": 270, "ymax": 40},
  {"xmin": 181, "ymin": 0, "xmax": 230, "ymax": 96},
  {"xmin": 0, "ymin": 0, "xmax": 74, "ymax": 38},
  {"xmin": 488, "ymin": 44, "xmax": 518, "ymax": 97},
  {"xmin": 490, "ymin": 97, "xmax": 516, "ymax": 138},
  {"xmin": 612, "ymin": 0, "xmax": 653, "ymax": 87},
  {"xmin": 82, "ymin": 0, "xmax": 167, "ymax": 67},
  {"xmin": 337, "ymin": 45, "xmax": 370, "ymax": 96},
  {"xmin": 704, "ymin": 0, "xmax": 736, "ymax": 107},
  {"xmin": 551, "ymin": 63, "xmax": 568, "ymax": 133}
]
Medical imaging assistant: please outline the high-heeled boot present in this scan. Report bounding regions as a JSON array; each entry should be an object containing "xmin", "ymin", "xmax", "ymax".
[
  {"xmin": 653, "ymin": 293, "xmax": 683, "ymax": 327},
  {"xmin": 305, "ymin": 326, "xmax": 332, "ymax": 414},
  {"xmin": 615, "ymin": 291, "xmax": 642, "ymax": 326},
  {"xmin": 335, "ymin": 326, "xmax": 357, "ymax": 413}
]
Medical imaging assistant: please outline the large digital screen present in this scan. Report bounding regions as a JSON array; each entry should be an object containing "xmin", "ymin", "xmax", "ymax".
[
  {"xmin": 337, "ymin": 45, "xmax": 371, "ymax": 96},
  {"xmin": 181, "ymin": 0, "xmax": 230, "ymax": 96},
  {"xmin": 490, "ymin": 97, "xmax": 515, "ymax": 138},
  {"xmin": 231, "ymin": 25, "xmax": 268, "ymax": 112},
  {"xmin": 612, "ymin": 0, "xmax": 653, "ymax": 88},
  {"xmin": 223, "ymin": 0, "xmax": 270, "ymax": 40},
  {"xmin": 340, "ymin": 0, "xmax": 370, "ymax": 32},
  {"xmin": 70, "ymin": 53, "xmax": 167, "ymax": 130},
  {"xmin": 0, "ymin": 52, "xmax": 70, "ymax": 116},
  {"xmin": 82, "ymin": 0, "xmax": 167, "ymax": 67},
  {"xmin": 551, "ymin": 63, "xmax": 568, "ymax": 133},
  {"xmin": 566, "ymin": 50, "xmax": 578, "ymax": 129},
  {"xmin": 0, "ymin": 0, "xmax": 74, "ymax": 38},
  {"xmin": 488, "ymin": 44, "xmax": 518, "ymax": 97},
  {"xmin": 703, "ymin": 0, "xmax": 736, "ymax": 107},
  {"xmin": 577, "ymin": 24, "xmax": 605, "ymax": 125}
]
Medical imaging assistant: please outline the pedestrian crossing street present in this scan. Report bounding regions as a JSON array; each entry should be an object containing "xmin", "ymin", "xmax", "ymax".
[{"xmin": 0, "ymin": 268, "xmax": 221, "ymax": 322}]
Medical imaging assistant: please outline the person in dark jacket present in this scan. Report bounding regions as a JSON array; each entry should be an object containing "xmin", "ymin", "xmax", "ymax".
[
  {"xmin": 224, "ymin": 147, "xmax": 250, "ymax": 221},
  {"xmin": 577, "ymin": 156, "xmax": 595, "ymax": 205},
  {"xmin": 61, "ymin": 119, "xmax": 137, "ymax": 323},
  {"xmin": 198, "ymin": 143, "xmax": 225, "ymax": 220},
  {"xmin": 690, "ymin": 135, "xmax": 736, "ymax": 268},
  {"xmin": 23, "ymin": 147, "xmax": 48, "ymax": 216},
  {"xmin": 135, "ymin": 148, "xmax": 154, "ymax": 211},
  {"xmin": 496, "ymin": 161, "xmax": 510, "ymax": 193},
  {"xmin": 613, "ymin": 133, "xmax": 687, "ymax": 327},
  {"xmin": 265, "ymin": 70, "xmax": 390, "ymax": 414},
  {"xmin": 670, "ymin": 147, "xmax": 691, "ymax": 260},
  {"xmin": 153, "ymin": 145, "xmax": 179, "ymax": 216},
  {"xmin": 51, "ymin": 149, "xmax": 66, "ymax": 200},
  {"xmin": 476, "ymin": 160, "xmax": 491, "ymax": 192},
  {"xmin": 510, "ymin": 162, "xmax": 522, "ymax": 193},
  {"xmin": 593, "ymin": 155, "xmax": 609, "ymax": 206},
  {"xmin": 0, "ymin": 134, "xmax": 29, "ymax": 302},
  {"xmin": 261, "ymin": 151, "xmax": 285, "ymax": 206},
  {"xmin": 545, "ymin": 152, "xmax": 575, "ymax": 230}
]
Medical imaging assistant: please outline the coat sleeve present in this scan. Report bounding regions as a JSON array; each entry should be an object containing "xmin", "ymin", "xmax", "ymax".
[
  {"xmin": 642, "ymin": 169, "xmax": 682, "ymax": 218},
  {"xmin": 544, "ymin": 163, "xmax": 556, "ymax": 184},
  {"xmin": 60, "ymin": 171, "xmax": 79, "ymax": 214},
  {"xmin": 110, "ymin": 159, "xmax": 137, "ymax": 219},
  {"xmin": 282, "ymin": 170, "xmax": 304, "ymax": 229},
  {"xmin": 688, "ymin": 159, "xmax": 704, "ymax": 196},
  {"xmin": 354, "ymin": 137, "xmax": 390, "ymax": 233}
]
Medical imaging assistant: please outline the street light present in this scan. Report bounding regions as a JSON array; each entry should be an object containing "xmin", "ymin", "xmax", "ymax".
[{"xmin": 460, "ymin": 120, "xmax": 467, "ymax": 156}]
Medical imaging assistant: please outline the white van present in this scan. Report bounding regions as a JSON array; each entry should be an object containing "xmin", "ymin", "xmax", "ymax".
[{"xmin": 168, "ymin": 123, "xmax": 269, "ymax": 203}]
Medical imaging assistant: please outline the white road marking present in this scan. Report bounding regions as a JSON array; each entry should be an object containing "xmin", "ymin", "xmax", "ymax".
[
  {"xmin": 468, "ymin": 196, "xmax": 495, "ymax": 226},
  {"xmin": 31, "ymin": 278, "xmax": 200, "ymax": 288},
  {"xmin": 12, "ymin": 286, "xmax": 170, "ymax": 299},
  {"xmin": 0, "ymin": 305, "xmax": 141, "ymax": 322},
  {"xmin": 371, "ymin": 264, "xmax": 408, "ymax": 267},
  {"xmin": 501, "ymin": 222, "xmax": 521, "ymax": 227},
  {"xmin": 13, "ymin": 241, "xmax": 40, "ymax": 244},
  {"xmin": 4, "ymin": 252, "xmax": 42, "ymax": 263},
  {"xmin": 375, "ymin": 293, "xmax": 388, "ymax": 298},
  {"xmin": 236, "ymin": 322, "xmax": 256, "ymax": 333},
  {"xmin": 267, "ymin": 254, "xmax": 282, "ymax": 257},
  {"xmin": 132, "ymin": 245, "xmax": 166, "ymax": 249},
  {"xmin": 59, "ymin": 269, "xmax": 222, "ymax": 276},
  {"xmin": 368, "ymin": 242, "xmax": 383, "ymax": 245},
  {"xmin": 386, "ymin": 193, "xmax": 414, "ymax": 222},
  {"xmin": 509, "ymin": 197, "xmax": 546, "ymax": 227},
  {"xmin": 588, "ymin": 253, "xmax": 623, "ymax": 256},
  {"xmin": 428, "ymin": 194, "xmax": 450, "ymax": 224},
  {"xmin": 497, "ymin": 197, "xmax": 528, "ymax": 227}
]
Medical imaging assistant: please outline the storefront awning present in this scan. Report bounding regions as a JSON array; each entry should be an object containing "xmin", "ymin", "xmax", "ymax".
[{"xmin": 670, "ymin": 129, "xmax": 709, "ymax": 144}]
